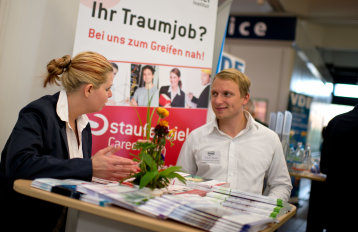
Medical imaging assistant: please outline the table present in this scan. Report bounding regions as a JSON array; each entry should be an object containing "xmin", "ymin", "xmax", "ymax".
[
  {"xmin": 289, "ymin": 171, "xmax": 326, "ymax": 232},
  {"xmin": 14, "ymin": 179, "xmax": 296, "ymax": 232},
  {"xmin": 289, "ymin": 171, "xmax": 326, "ymax": 182}
]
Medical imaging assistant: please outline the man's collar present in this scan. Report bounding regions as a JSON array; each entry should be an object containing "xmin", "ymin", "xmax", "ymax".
[
  {"xmin": 208, "ymin": 110, "xmax": 259, "ymax": 136},
  {"xmin": 244, "ymin": 110, "xmax": 259, "ymax": 131}
]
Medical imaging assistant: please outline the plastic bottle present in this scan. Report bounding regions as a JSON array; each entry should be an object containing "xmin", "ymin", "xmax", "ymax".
[
  {"xmin": 292, "ymin": 142, "xmax": 306, "ymax": 171},
  {"xmin": 303, "ymin": 144, "xmax": 313, "ymax": 171},
  {"xmin": 295, "ymin": 142, "xmax": 305, "ymax": 163},
  {"xmin": 285, "ymin": 144, "xmax": 296, "ymax": 170}
]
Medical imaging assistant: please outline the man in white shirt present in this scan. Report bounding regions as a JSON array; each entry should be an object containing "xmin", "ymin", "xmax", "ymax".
[{"xmin": 176, "ymin": 68, "xmax": 292, "ymax": 201}]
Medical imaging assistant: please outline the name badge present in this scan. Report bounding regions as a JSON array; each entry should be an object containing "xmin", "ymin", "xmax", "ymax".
[{"xmin": 202, "ymin": 151, "xmax": 220, "ymax": 163}]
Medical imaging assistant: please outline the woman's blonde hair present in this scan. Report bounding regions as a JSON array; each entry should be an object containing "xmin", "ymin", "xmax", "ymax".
[
  {"xmin": 44, "ymin": 51, "xmax": 113, "ymax": 92},
  {"xmin": 213, "ymin": 68, "xmax": 251, "ymax": 97}
]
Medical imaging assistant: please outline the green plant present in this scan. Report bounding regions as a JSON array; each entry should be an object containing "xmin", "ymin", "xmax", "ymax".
[{"xmin": 127, "ymin": 100, "xmax": 186, "ymax": 189}]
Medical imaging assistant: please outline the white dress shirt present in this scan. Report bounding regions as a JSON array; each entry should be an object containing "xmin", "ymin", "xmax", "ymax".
[
  {"xmin": 168, "ymin": 86, "xmax": 181, "ymax": 102},
  {"xmin": 177, "ymin": 111, "xmax": 292, "ymax": 201},
  {"xmin": 56, "ymin": 90, "xmax": 89, "ymax": 159}
]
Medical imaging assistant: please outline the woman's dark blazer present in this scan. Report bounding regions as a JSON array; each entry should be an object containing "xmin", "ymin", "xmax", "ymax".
[
  {"xmin": 0, "ymin": 92, "xmax": 93, "ymax": 231},
  {"xmin": 159, "ymin": 85, "xmax": 185, "ymax": 107}
]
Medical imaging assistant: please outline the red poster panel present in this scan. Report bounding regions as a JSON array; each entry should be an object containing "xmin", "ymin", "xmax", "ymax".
[{"xmin": 88, "ymin": 106, "xmax": 207, "ymax": 166}]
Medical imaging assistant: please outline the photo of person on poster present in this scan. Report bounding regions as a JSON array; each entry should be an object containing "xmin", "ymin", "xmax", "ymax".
[
  {"xmin": 111, "ymin": 62, "xmax": 118, "ymax": 76},
  {"xmin": 159, "ymin": 68, "xmax": 186, "ymax": 108},
  {"xmin": 106, "ymin": 62, "xmax": 132, "ymax": 106},
  {"xmin": 106, "ymin": 62, "xmax": 119, "ymax": 105},
  {"xmin": 130, "ymin": 65, "xmax": 159, "ymax": 107},
  {"xmin": 187, "ymin": 69, "xmax": 211, "ymax": 108}
]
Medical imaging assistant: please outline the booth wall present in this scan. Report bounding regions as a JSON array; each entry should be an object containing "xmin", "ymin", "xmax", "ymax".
[
  {"xmin": 0, "ymin": 0, "xmax": 79, "ymax": 152},
  {"xmin": 224, "ymin": 39, "xmax": 295, "ymax": 122}
]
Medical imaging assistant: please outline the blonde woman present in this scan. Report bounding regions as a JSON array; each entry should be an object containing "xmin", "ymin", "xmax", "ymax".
[{"xmin": 0, "ymin": 51, "xmax": 139, "ymax": 231}]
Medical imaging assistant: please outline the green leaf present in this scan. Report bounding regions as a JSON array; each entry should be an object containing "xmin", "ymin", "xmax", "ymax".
[
  {"xmin": 133, "ymin": 141, "xmax": 155, "ymax": 150},
  {"xmin": 139, "ymin": 170, "xmax": 158, "ymax": 188},
  {"xmin": 147, "ymin": 88, "xmax": 155, "ymax": 106},
  {"xmin": 146, "ymin": 109, "xmax": 151, "ymax": 139},
  {"xmin": 145, "ymin": 87, "xmax": 156, "ymax": 140},
  {"xmin": 147, "ymin": 107, "xmax": 156, "ymax": 140},
  {"xmin": 161, "ymin": 140, "xmax": 166, "ymax": 147},
  {"xmin": 128, "ymin": 152, "xmax": 140, "ymax": 159},
  {"xmin": 141, "ymin": 153, "xmax": 157, "ymax": 170},
  {"xmin": 133, "ymin": 107, "xmax": 143, "ymax": 134},
  {"xmin": 159, "ymin": 166, "xmax": 183, "ymax": 177},
  {"xmin": 161, "ymin": 172, "xmax": 187, "ymax": 185}
]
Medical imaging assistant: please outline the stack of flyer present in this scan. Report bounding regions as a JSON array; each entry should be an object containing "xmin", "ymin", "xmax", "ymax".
[
  {"xmin": 76, "ymin": 181, "xmax": 152, "ymax": 210},
  {"xmin": 31, "ymin": 178, "xmax": 152, "ymax": 208},
  {"xmin": 136, "ymin": 194, "xmax": 275, "ymax": 232},
  {"xmin": 207, "ymin": 186, "xmax": 291, "ymax": 219},
  {"xmin": 31, "ymin": 175, "xmax": 291, "ymax": 232},
  {"xmin": 31, "ymin": 178, "xmax": 90, "ymax": 192}
]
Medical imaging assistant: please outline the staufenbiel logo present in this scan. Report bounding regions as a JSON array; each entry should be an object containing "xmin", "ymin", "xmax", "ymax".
[{"xmin": 89, "ymin": 113, "xmax": 109, "ymax": 136}]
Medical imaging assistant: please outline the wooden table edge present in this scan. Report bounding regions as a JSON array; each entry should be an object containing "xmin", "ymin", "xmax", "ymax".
[{"xmin": 289, "ymin": 171, "xmax": 326, "ymax": 182}]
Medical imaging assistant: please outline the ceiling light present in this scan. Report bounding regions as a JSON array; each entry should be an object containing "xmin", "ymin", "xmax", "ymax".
[{"xmin": 334, "ymin": 84, "xmax": 358, "ymax": 98}]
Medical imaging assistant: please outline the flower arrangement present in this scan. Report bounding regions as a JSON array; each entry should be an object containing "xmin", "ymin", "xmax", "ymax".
[{"xmin": 128, "ymin": 105, "xmax": 186, "ymax": 190}]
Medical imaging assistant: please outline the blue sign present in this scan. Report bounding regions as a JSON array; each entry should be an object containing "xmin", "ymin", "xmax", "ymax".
[
  {"xmin": 287, "ymin": 91, "xmax": 312, "ymax": 145},
  {"xmin": 220, "ymin": 52, "xmax": 245, "ymax": 73},
  {"xmin": 226, "ymin": 15, "xmax": 297, "ymax": 41}
]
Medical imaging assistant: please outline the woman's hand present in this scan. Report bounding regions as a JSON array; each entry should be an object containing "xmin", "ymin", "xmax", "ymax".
[{"xmin": 91, "ymin": 146, "xmax": 140, "ymax": 181}]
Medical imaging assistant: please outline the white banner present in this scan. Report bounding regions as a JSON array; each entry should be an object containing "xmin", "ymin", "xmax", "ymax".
[
  {"xmin": 72, "ymin": 0, "xmax": 218, "ymax": 164},
  {"xmin": 74, "ymin": 0, "xmax": 217, "ymax": 68}
]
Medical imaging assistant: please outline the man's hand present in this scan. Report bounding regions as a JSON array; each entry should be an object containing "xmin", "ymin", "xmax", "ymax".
[{"xmin": 187, "ymin": 92, "xmax": 194, "ymax": 100}]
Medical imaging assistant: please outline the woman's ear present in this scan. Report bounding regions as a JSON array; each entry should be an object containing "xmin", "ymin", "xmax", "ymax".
[{"xmin": 84, "ymin": 84, "xmax": 93, "ymax": 97}]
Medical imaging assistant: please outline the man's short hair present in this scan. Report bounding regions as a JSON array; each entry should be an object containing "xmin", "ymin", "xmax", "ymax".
[
  {"xmin": 213, "ymin": 68, "xmax": 251, "ymax": 97},
  {"xmin": 142, "ymin": 65, "xmax": 155, "ymax": 74}
]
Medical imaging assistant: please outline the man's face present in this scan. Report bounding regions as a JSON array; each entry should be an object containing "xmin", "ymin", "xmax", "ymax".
[
  {"xmin": 143, "ymin": 68, "xmax": 154, "ymax": 84},
  {"xmin": 210, "ymin": 78, "xmax": 249, "ymax": 121}
]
